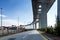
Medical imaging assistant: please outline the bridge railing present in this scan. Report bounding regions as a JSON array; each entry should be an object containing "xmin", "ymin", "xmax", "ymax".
[{"xmin": 24, "ymin": 20, "xmax": 39, "ymax": 30}]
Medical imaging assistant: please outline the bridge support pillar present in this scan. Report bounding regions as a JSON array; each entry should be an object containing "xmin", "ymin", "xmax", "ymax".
[
  {"xmin": 58, "ymin": 0, "xmax": 60, "ymax": 21},
  {"xmin": 39, "ymin": 13, "xmax": 47, "ymax": 29},
  {"xmin": 33, "ymin": 24, "xmax": 35, "ymax": 29},
  {"xmin": 35, "ymin": 23, "xmax": 36, "ymax": 29}
]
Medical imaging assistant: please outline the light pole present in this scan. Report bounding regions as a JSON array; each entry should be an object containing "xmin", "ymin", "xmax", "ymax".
[
  {"xmin": 18, "ymin": 17, "xmax": 19, "ymax": 26},
  {"xmin": 0, "ymin": 8, "xmax": 3, "ymax": 34},
  {"xmin": 17, "ymin": 17, "xmax": 19, "ymax": 32}
]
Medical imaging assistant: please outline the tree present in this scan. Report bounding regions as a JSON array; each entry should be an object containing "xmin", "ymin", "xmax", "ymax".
[{"xmin": 55, "ymin": 15, "xmax": 60, "ymax": 36}]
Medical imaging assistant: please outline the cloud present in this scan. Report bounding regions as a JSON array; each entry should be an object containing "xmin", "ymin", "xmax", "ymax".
[
  {"xmin": 0, "ymin": 19, "xmax": 24, "ymax": 26},
  {"xmin": 0, "ymin": 14, "xmax": 7, "ymax": 17}
]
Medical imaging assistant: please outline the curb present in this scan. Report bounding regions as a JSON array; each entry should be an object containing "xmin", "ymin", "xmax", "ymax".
[
  {"xmin": 37, "ymin": 30, "xmax": 53, "ymax": 40},
  {"xmin": 43, "ymin": 34, "xmax": 53, "ymax": 40}
]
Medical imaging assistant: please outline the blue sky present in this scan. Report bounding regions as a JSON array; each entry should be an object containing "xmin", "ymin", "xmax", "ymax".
[
  {"xmin": 0, "ymin": 0, "xmax": 33, "ymax": 26},
  {"xmin": 0, "ymin": 0, "xmax": 57, "ymax": 27},
  {"xmin": 47, "ymin": 0, "xmax": 57, "ymax": 27}
]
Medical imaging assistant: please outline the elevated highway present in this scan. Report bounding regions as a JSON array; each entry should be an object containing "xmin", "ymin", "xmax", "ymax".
[{"xmin": 25, "ymin": 0, "xmax": 55, "ymax": 29}]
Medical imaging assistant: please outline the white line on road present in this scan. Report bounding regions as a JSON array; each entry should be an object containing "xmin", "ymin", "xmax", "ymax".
[{"xmin": 22, "ymin": 35, "xmax": 28, "ymax": 39}]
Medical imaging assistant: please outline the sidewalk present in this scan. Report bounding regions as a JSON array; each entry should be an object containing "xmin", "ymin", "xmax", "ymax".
[
  {"xmin": 43, "ymin": 33, "xmax": 60, "ymax": 40},
  {"xmin": 38, "ymin": 30, "xmax": 60, "ymax": 40}
]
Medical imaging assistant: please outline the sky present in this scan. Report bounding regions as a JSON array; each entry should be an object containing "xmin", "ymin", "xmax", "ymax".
[
  {"xmin": 0, "ymin": 0, "xmax": 33, "ymax": 26},
  {"xmin": 0, "ymin": 0, "xmax": 57, "ymax": 27},
  {"xmin": 47, "ymin": 0, "xmax": 57, "ymax": 27}
]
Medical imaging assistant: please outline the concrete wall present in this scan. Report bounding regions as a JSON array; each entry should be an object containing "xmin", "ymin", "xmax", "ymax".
[{"xmin": 39, "ymin": 13, "xmax": 47, "ymax": 28}]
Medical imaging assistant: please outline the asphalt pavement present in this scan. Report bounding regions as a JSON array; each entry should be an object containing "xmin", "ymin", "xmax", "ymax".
[{"xmin": 0, "ymin": 30, "xmax": 47, "ymax": 40}]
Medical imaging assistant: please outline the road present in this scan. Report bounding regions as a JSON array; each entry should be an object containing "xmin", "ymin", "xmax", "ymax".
[{"xmin": 0, "ymin": 30, "xmax": 47, "ymax": 40}]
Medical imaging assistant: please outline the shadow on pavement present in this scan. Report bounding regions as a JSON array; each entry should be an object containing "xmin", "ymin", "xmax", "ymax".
[{"xmin": 8, "ymin": 38, "xmax": 16, "ymax": 40}]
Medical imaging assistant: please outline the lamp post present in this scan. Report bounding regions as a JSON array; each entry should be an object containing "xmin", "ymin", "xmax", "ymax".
[
  {"xmin": 18, "ymin": 17, "xmax": 19, "ymax": 26},
  {"xmin": 17, "ymin": 17, "xmax": 19, "ymax": 32},
  {"xmin": 0, "ymin": 8, "xmax": 3, "ymax": 34}
]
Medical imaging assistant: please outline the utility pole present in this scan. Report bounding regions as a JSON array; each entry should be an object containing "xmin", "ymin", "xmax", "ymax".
[
  {"xmin": 17, "ymin": 17, "xmax": 19, "ymax": 32},
  {"xmin": 0, "ymin": 8, "xmax": 3, "ymax": 34},
  {"xmin": 18, "ymin": 17, "xmax": 19, "ymax": 26}
]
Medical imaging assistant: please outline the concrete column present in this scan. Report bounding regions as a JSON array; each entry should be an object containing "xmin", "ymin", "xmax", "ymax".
[
  {"xmin": 39, "ymin": 18, "xmax": 41, "ymax": 29},
  {"xmin": 35, "ymin": 23, "xmax": 37, "ymax": 29},
  {"xmin": 36, "ymin": 22, "xmax": 38, "ymax": 29},
  {"xmin": 33, "ymin": 24, "xmax": 35, "ymax": 29},
  {"xmin": 39, "ymin": 13, "xmax": 47, "ymax": 28},
  {"xmin": 58, "ymin": 0, "xmax": 60, "ymax": 21},
  {"xmin": 38, "ymin": 2, "xmax": 47, "ymax": 29},
  {"xmin": 33, "ymin": 23, "xmax": 35, "ymax": 29}
]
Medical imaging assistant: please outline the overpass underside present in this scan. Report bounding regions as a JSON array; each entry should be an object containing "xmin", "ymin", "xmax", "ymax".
[
  {"xmin": 25, "ymin": 0, "xmax": 55, "ymax": 29},
  {"xmin": 31, "ymin": 0, "xmax": 55, "ymax": 29}
]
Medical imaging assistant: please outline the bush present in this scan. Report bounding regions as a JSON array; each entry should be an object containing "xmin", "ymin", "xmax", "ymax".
[
  {"xmin": 55, "ymin": 25, "xmax": 60, "ymax": 36},
  {"xmin": 46, "ymin": 27, "xmax": 50, "ymax": 33},
  {"xmin": 40, "ymin": 28, "xmax": 47, "ymax": 32},
  {"xmin": 39, "ymin": 26, "xmax": 56, "ymax": 35},
  {"xmin": 55, "ymin": 15, "xmax": 60, "ymax": 36},
  {"xmin": 45, "ymin": 26, "xmax": 56, "ymax": 35}
]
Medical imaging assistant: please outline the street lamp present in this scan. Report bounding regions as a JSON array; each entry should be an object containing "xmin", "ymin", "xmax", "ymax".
[
  {"xmin": 0, "ymin": 8, "xmax": 3, "ymax": 34},
  {"xmin": 18, "ymin": 17, "xmax": 19, "ymax": 26}
]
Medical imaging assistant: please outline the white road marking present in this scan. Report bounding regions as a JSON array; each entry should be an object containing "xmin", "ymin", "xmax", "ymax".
[{"xmin": 22, "ymin": 35, "xmax": 28, "ymax": 39}]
